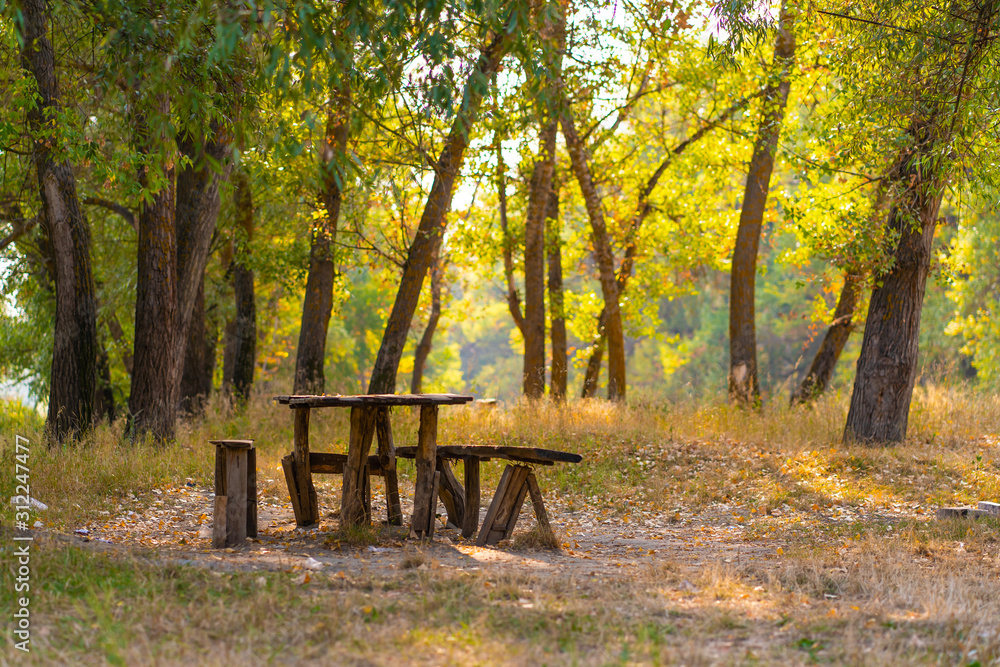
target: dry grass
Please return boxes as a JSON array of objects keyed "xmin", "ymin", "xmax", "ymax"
[{"xmin": 2, "ymin": 385, "xmax": 1000, "ymax": 664}]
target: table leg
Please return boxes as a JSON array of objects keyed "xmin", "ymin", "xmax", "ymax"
[
  {"xmin": 375, "ymin": 407, "xmax": 402, "ymax": 526},
  {"xmin": 342, "ymin": 406, "xmax": 377, "ymax": 527},
  {"xmin": 411, "ymin": 404, "xmax": 438, "ymax": 536},
  {"xmin": 293, "ymin": 407, "xmax": 318, "ymax": 526},
  {"xmin": 462, "ymin": 456, "xmax": 480, "ymax": 539}
]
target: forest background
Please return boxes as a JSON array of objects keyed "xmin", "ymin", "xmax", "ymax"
[{"xmin": 2, "ymin": 0, "xmax": 999, "ymax": 443}]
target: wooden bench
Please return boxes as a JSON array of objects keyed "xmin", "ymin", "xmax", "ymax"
[{"xmin": 395, "ymin": 445, "xmax": 582, "ymax": 546}]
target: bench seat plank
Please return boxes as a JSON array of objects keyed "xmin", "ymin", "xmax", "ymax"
[
  {"xmin": 274, "ymin": 393, "xmax": 474, "ymax": 408},
  {"xmin": 396, "ymin": 445, "xmax": 582, "ymax": 466}
]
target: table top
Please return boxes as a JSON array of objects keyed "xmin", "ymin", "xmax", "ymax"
[{"xmin": 273, "ymin": 393, "xmax": 475, "ymax": 408}]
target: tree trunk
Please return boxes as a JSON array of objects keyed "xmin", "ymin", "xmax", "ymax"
[
  {"xmin": 19, "ymin": 0, "xmax": 99, "ymax": 441},
  {"xmin": 226, "ymin": 169, "xmax": 257, "ymax": 403},
  {"xmin": 546, "ymin": 184, "xmax": 567, "ymax": 402},
  {"xmin": 411, "ymin": 251, "xmax": 443, "ymax": 394},
  {"xmin": 294, "ymin": 85, "xmax": 350, "ymax": 394},
  {"xmin": 843, "ymin": 0, "xmax": 994, "ymax": 443},
  {"xmin": 128, "ymin": 105, "xmax": 178, "ymax": 441},
  {"xmin": 790, "ymin": 270, "xmax": 862, "ymax": 406},
  {"xmin": 844, "ymin": 123, "xmax": 944, "ymax": 443},
  {"xmin": 172, "ymin": 129, "xmax": 230, "ymax": 398},
  {"xmin": 522, "ymin": 122, "xmax": 556, "ymax": 398},
  {"xmin": 179, "ymin": 277, "xmax": 213, "ymax": 414},
  {"xmin": 728, "ymin": 1, "xmax": 796, "ymax": 407},
  {"xmin": 367, "ymin": 25, "xmax": 517, "ymax": 394},
  {"xmin": 560, "ymin": 111, "xmax": 627, "ymax": 401}
]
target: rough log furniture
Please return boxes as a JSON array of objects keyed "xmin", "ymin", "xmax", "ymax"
[
  {"xmin": 208, "ymin": 439, "xmax": 258, "ymax": 548},
  {"xmin": 273, "ymin": 393, "xmax": 474, "ymax": 536},
  {"xmin": 395, "ymin": 445, "xmax": 583, "ymax": 546}
]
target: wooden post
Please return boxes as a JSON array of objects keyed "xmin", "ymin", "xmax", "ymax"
[
  {"xmin": 246, "ymin": 447, "xmax": 258, "ymax": 538},
  {"xmin": 462, "ymin": 456, "xmax": 480, "ymax": 539},
  {"xmin": 225, "ymin": 447, "xmax": 248, "ymax": 547},
  {"xmin": 341, "ymin": 406, "xmax": 377, "ymax": 527},
  {"xmin": 411, "ymin": 405, "xmax": 438, "ymax": 537},
  {"xmin": 293, "ymin": 407, "xmax": 317, "ymax": 526},
  {"xmin": 375, "ymin": 407, "xmax": 403, "ymax": 526},
  {"xmin": 212, "ymin": 496, "xmax": 228, "ymax": 549},
  {"xmin": 436, "ymin": 458, "xmax": 465, "ymax": 528}
]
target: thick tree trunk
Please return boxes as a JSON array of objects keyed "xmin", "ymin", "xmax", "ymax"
[
  {"xmin": 128, "ymin": 109, "xmax": 178, "ymax": 440},
  {"xmin": 19, "ymin": 0, "xmax": 99, "ymax": 441},
  {"xmin": 368, "ymin": 26, "xmax": 516, "ymax": 394},
  {"xmin": 790, "ymin": 271, "xmax": 862, "ymax": 406},
  {"xmin": 294, "ymin": 90, "xmax": 350, "ymax": 394},
  {"xmin": 844, "ymin": 124, "xmax": 944, "ymax": 443},
  {"xmin": 560, "ymin": 111, "xmax": 627, "ymax": 401},
  {"xmin": 546, "ymin": 185, "xmax": 567, "ymax": 402},
  {"xmin": 411, "ymin": 251, "xmax": 442, "ymax": 394},
  {"xmin": 226, "ymin": 169, "xmax": 257, "ymax": 402},
  {"xmin": 179, "ymin": 278, "xmax": 213, "ymax": 414},
  {"xmin": 728, "ymin": 1, "xmax": 796, "ymax": 407}
]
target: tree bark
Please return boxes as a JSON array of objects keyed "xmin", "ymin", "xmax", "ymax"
[
  {"xmin": 546, "ymin": 184, "xmax": 567, "ymax": 402},
  {"xmin": 179, "ymin": 277, "xmax": 214, "ymax": 414},
  {"xmin": 728, "ymin": 1, "xmax": 796, "ymax": 407},
  {"xmin": 19, "ymin": 0, "xmax": 99, "ymax": 441},
  {"xmin": 294, "ymin": 81, "xmax": 350, "ymax": 394},
  {"xmin": 128, "ymin": 102, "xmax": 178, "ymax": 441},
  {"xmin": 411, "ymin": 250, "xmax": 443, "ymax": 394},
  {"xmin": 225, "ymin": 169, "xmax": 257, "ymax": 403},
  {"xmin": 560, "ymin": 111, "xmax": 627, "ymax": 401},
  {"xmin": 367, "ymin": 23, "xmax": 517, "ymax": 394},
  {"xmin": 790, "ymin": 270, "xmax": 862, "ymax": 406}
]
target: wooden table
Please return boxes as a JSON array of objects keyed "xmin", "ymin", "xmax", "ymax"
[{"xmin": 273, "ymin": 393, "xmax": 474, "ymax": 535}]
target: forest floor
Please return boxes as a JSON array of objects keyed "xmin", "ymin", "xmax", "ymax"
[{"xmin": 4, "ymin": 388, "xmax": 1000, "ymax": 665}]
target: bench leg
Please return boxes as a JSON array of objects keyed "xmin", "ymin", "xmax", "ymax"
[
  {"xmin": 462, "ymin": 457, "xmax": 480, "ymax": 539},
  {"xmin": 436, "ymin": 458, "xmax": 465, "ymax": 528},
  {"xmin": 282, "ymin": 454, "xmax": 305, "ymax": 525},
  {"xmin": 476, "ymin": 465, "xmax": 531, "ymax": 546},
  {"xmin": 376, "ymin": 408, "xmax": 403, "ymax": 526},
  {"xmin": 525, "ymin": 472, "xmax": 552, "ymax": 536}
]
